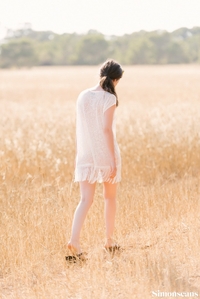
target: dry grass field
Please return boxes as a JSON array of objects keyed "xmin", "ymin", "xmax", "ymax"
[{"xmin": 0, "ymin": 65, "xmax": 200, "ymax": 298}]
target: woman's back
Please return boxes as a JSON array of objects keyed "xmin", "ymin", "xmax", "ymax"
[{"xmin": 75, "ymin": 89, "xmax": 121, "ymax": 183}]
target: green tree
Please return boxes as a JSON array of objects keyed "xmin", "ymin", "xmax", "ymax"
[
  {"xmin": 0, "ymin": 38, "xmax": 37, "ymax": 68},
  {"xmin": 75, "ymin": 33, "xmax": 109, "ymax": 65},
  {"xmin": 53, "ymin": 33, "xmax": 81, "ymax": 65},
  {"xmin": 1, "ymin": 27, "xmax": 200, "ymax": 67},
  {"xmin": 127, "ymin": 37, "xmax": 156, "ymax": 64},
  {"xmin": 167, "ymin": 42, "xmax": 188, "ymax": 63}
]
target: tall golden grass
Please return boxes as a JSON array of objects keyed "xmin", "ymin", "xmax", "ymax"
[{"xmin": 0, "ymin": 65, "xmax": 200, "ymax": 298}]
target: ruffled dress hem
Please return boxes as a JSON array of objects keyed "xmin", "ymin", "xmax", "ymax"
[{"xmin": 74, "ymin": 165, "xmax": 121, "ymax": 184}]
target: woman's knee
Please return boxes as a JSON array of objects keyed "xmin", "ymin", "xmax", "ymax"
[
  {"xmin": 104, "ymin": 195, "xmax": 116, "ymax": 202},
  {"xmin": 103, "ymin": 182, "xmax": 118, "ymax": 200},
  {"xmin": 103, "ymin": 189, "xmax": 116, "ymax": 201},
  {"xmin": 79, "ymin": 181, "xmax": 96, "ymax": 206},
  {"xmin": 80, "ymin": 195, "xmax": 93, "ymax": 206}
]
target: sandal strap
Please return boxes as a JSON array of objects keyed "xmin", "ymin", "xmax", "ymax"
[
  {"xmin": 65, "ymin": 252, "xmax": 87, "ymax": 262},
  {"xmin": 105, "ymin": 244, "xmax": 121, "ymax": 251}
]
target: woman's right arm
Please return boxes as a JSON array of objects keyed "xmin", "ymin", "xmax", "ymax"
[{"xmin": 103, "ymin": 105, "xmax": 117, "ymax": 178}]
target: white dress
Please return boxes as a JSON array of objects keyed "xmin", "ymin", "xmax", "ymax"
[{"xmin": 74, "ymin": 89, "xmax": 121, "ymax": 184}]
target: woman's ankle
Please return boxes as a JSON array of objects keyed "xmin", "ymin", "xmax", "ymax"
[
  {"xmin": 67, "ymin": 240, "xmax": 81, "ymax": 254},
  {"xmin": 105, "ymin": 237, "xmax": 114, "ymax": 247}
]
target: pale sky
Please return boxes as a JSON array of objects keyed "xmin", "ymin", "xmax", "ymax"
[{"xmin": 0, "ymin": 0, "xmax": 200, "ymax": 39}]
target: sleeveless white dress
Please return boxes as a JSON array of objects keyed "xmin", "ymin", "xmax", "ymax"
[{"xmin": 74, "ymin": 89, "xmax": 121, "ymax": 184}]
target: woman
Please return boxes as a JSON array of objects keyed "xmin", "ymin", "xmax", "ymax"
[{"xmin": 66, "ymin": 59, "xmax": 123, "ymax": 261}]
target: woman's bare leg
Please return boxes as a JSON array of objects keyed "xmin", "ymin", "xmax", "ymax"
[
  {"xmin": 103, "ymin": 182, "xmax": 118, "ymax": 247},
  {"xmin": 68, "ymin": 181, "xmax": 96, "ymax": 254}
]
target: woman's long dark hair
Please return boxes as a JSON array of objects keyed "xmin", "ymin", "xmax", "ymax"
[{"xmin": 99, "ymin": 59, "xmax": 123, "ymax": 107}]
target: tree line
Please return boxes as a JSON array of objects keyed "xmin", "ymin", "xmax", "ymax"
[{"xmin": 0, "ymin": 27, "xmax": 200, "ymax": 67}]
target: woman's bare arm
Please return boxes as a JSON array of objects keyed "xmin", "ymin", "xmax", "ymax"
[{"xmin": 103, "ymin": 105, "xmax": 117, "ymax": 178}]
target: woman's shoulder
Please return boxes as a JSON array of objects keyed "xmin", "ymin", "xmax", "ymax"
[
  {"xmin": 77, "ymin": 88, "xmax": 116, "ymax": 102},
  {"xmin": 107, "ymin": 92, "xmax": 116, "ymax": 99},
  {"xmin": 104, "ymin": 92, "xmax": 116, "ymax": 104},
  {"xmin": 78, "ymin": 88, "xmax": 91, "ymax": 99}
]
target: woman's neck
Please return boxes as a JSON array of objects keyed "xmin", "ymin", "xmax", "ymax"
[{"xmin": 89, "ymin": 83, "xmax": 104, "ymax": 91}]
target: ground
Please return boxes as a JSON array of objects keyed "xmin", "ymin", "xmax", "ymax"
[{"xmin": 0, "ymin": 65, "xmax": 200, "ymax": 298}]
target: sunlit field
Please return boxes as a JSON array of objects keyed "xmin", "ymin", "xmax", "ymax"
[{"xmin": 1, "ymin": 65, "xmax": 200, "ymax": 298}]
